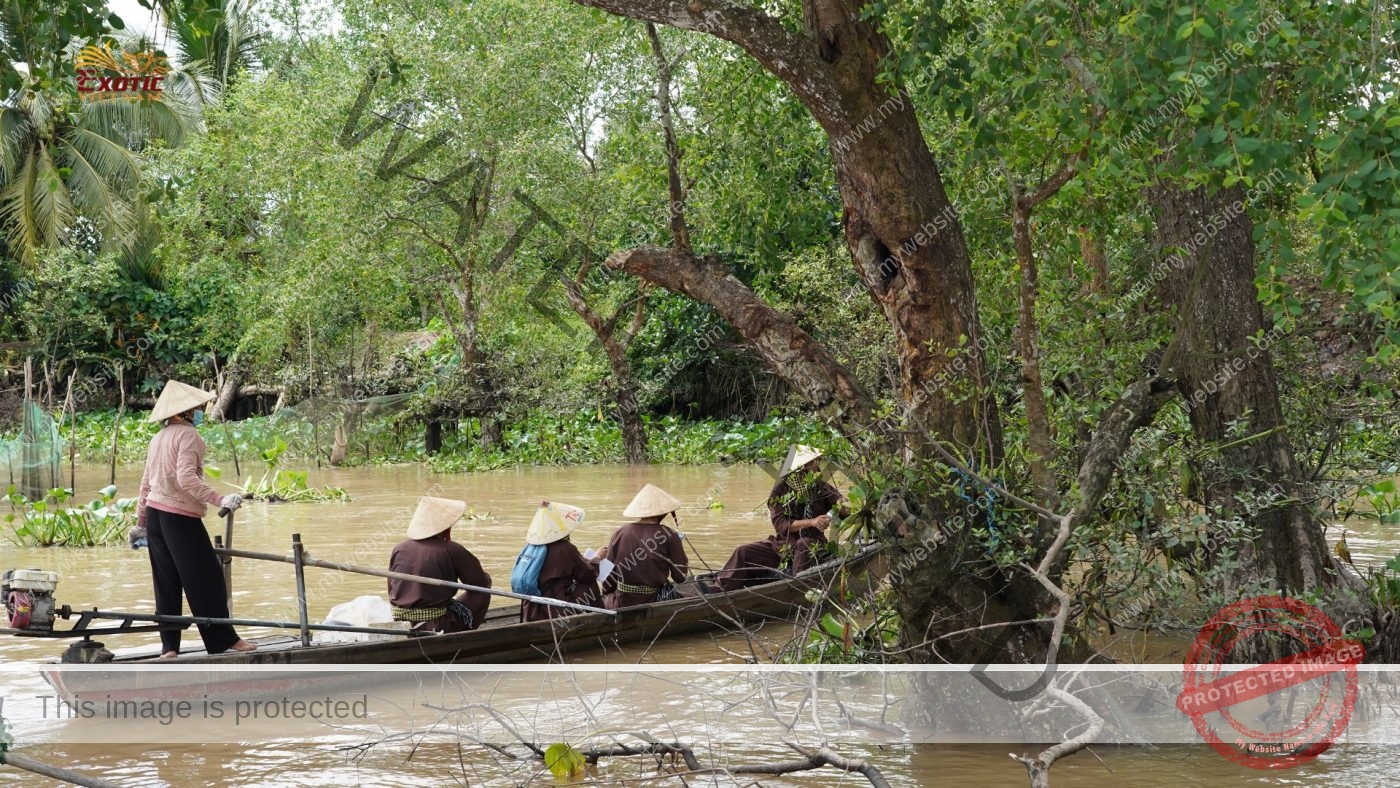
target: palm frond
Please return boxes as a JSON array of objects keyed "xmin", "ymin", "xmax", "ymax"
[
  {"xmin": 59, "ymin": 128, "xmax": 140, "ymax": 247},
  {"xmin": 0, "ymin": 106, "xmax": 36, "ymax": 179},
  {"xmin": 0, "ymin": 144, "xmax": 75, "ymax": 263},
  {"xmin": 161, "ymin": 0, "xmax": 264, "ymax": 93},
  {"xmin": 118, "ymin": 208, "xmax": 166, "ymax": 287},
  {"xmin": 163, "ymin": 59, "xmax": 222, "ymax": 111},
  {"xmin": 78, "ymin": 92, "xmax": 198, "ymax": 150},
  {"xmin": 33, "ymin": 145, "xmax": 74, "ymax": 249}
]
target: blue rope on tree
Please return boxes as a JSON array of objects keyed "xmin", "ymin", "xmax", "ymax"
[{"xmin": 951, "ymin": 467, "xmax": 1002, "ymax": 551}]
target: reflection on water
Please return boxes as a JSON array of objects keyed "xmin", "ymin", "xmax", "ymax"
[
  {"xmin": 7, "ymin": 741, "xmax": 1395, "ymax": 786},
  {"xmin": 3, "ymin": 463, "xmax": 1398, "ymax": 786}
]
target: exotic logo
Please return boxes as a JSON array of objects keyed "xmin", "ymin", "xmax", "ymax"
[{"xmin": 74, "ymin": 43, "xmax": 169, "ymax": 102}]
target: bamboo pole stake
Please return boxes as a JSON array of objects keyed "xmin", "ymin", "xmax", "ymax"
[
  {"xmin": 223, "ymin": 509, "xmax": 235, "ymax": 614},
  {"xmin": 210, "ymin": 354, "xmax": 241, "ymax": 476},
  {"xmin": 292, "ymin": 533, "xmax": 311, "ymax": 647},
  {"xmin": 108, "ymin": 364, "xmax": 124, "ymax": 486}
]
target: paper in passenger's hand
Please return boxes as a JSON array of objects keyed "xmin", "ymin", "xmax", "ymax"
[
  {"xmin": 597, "ymin": 558, "xmax": 615, "ymax": 583},
  {"xmin": 583, "ymin": 547, "xmax": 598, "ymax": 560}
]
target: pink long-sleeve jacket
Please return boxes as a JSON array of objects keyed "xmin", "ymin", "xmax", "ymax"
[{"xmin": 137, "ymin": 422, "xmax": 223, "ymax": 525}]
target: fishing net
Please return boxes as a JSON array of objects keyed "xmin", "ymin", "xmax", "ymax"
[
  {"xmin": 247, "ymin": 384, "xmax": 434, "ymax": 461},
  {"xmin": 269, "ymin": 388, "xmax": 424, "ymax": 425},
  {"xmin": 0, "ymin": 401, "xmax": 63, "ymax": 500}
]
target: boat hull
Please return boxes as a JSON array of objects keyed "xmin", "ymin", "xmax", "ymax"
[{"xmin": 40, "ymin": 543, "xmax": 883, "ymax": 705}]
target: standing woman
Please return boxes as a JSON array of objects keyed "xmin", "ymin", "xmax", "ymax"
[{"xmin": 136, "ymin": 380, "xmax": 254, "ymax": 658}]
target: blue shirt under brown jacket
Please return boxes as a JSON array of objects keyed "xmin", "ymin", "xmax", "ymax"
[{"xmin": 520, "ymin": 537, "xmax": 602, "ymax": 622}]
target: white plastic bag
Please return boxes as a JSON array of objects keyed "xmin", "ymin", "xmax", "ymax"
[{"xmin": 316, "ymin": 595, "xmax": 404, "ymax": 643}]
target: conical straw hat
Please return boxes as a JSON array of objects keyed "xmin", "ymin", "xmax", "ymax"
[
  {"xmin": 406, "ymin": 496, "xmax": 467, "ymax": 540},
  {"xmin": 622, "ymin": 484, "xmax": 683, "ymax": 519},
  {"xmin": 779, "ymin": 445, "xmax": 823, "ymax": 477},
  {"xmin": 148, "ymin": 380, "xmax": 216, "ymax": 423},
  {"xmin": 525, "ymin": 501, "xmax": 586, "ymax": 545}
]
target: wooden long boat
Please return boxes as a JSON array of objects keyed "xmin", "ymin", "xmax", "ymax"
[{"xmin": 39, "ymin": 543, "xmax": 883, "ymax": 704}]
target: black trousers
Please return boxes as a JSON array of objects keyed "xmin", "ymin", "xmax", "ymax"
[{"xmin": 145, "ymin": 506, "xmax": 240, "ymax": 654}]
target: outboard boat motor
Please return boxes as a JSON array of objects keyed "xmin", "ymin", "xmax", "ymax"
[{"xmin": 3, "ymin": 568, "xmax": 60, "ymax": 631}]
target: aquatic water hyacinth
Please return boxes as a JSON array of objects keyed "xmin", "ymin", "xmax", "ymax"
[
  {"xmin": 2, "ymin": 484, "xmax": 137, "ymax": 547},
  {"xmin": 224, "ymin": 438, "xmax": 350, "ymax": 503}
]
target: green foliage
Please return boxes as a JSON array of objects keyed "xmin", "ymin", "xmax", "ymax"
[
  {"xmin": 1349, "ymin": 479, "xmax": 1400, "ymax": 525},
  {"xmin": 3, "ymin": 483, "xmax": 135, "ymax": 547},
  {"xmin": 426, "ymin": 412, "xmax": 842, "ymax": 473},
  {"xmin": 15, "ymin": 248, "xmax": 212, "ymax": 391},
  {"xmin": 0, "ymin": 0, "xmax": 121, "ymax": 95},
  {"xmin": 1365, "ymin": 553, "xmax": 1400, "ymax": 609},
  {"xmin": 783, "ymin": 573, "xmax": 900, "ymax": 664},
  {"xmin": 542, "ymin": 742, "xmax": 586, "ymax": 780},
  {"xmin": 0, "ymin": 699, "xmax": 10, "ymax": 757},
  {"xmin": 235, "ymin": 437, "xmax": 349, "ymax": 503}
]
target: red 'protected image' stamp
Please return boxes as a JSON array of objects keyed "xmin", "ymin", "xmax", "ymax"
[{"xmin": 1176, "ymin": 595, "xmax": 1363, "ymax": 769}]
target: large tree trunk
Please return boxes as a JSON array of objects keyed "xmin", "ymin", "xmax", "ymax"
[
  {"xmin": 571, "ymin": 0, "xmax": 999, "ymax": 456},
  {"xmin": 577, "ymin": 0, "xmax": 1003, "ymax": 659},
  {"xmin": 563, "ymin": 280, "xmax": 650, "ymax": 463},
  {"xmin": 1150, "ymin": 183, "xmax": 1336, "ymax": 592},
  {"xmin": 606, "ymin": 248, "xmax": 875, "ymax": 422},
  {"xmin": 210, "ymin": 362, "xmax": 241, "ymax": 422}
]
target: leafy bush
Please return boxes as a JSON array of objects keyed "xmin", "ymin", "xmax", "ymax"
[
  {"xmin": 1367, "ymin": 553, "xmax": 1400, "ymax": 610},
  {"xmin": 424, "ymin": 411, "xmax": 845, "ymax": 473}
]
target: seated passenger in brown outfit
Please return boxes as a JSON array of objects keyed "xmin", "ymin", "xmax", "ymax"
[
  {"xmin": 717, "ymin": 446, "xmax": 843, "ymax": 592},
  {"xmin": 601, "ymin": 484, "xmax": 688, "ymax": 609},
  {"xmin": 388, "ymin": 496, "xmax": 492, "ymax": 633},
  {"xmin": 519, "ymin": 501, "xmax": 603, "ymax": 622}
]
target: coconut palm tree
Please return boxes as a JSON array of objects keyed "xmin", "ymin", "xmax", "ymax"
[
  {"xmin": 157, "ymin": 0, "xmax": 264, "ymax": 108},
  {"xmin": 0, "ymin": 19, "xmax": 201, "ymax": 265}
]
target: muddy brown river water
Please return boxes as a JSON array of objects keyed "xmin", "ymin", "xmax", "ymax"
[{"xmin": 3, "ymin": 463, "xmax": 1398, "ymax": 786}]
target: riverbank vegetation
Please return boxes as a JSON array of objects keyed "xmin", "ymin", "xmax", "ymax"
[{"xmin": 2, "ymin": 0, "xmax": 1399, "ymax": 686}]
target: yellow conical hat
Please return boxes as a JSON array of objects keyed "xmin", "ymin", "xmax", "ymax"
[
  {"xmin": 406, "ymin": 496, "xmax": 467, "ymax": 540},
  {"xmin": 779, "ymin": 445, "xmax": 823, "ymax": 477},
  {"xmin": 622, "ymin": 484, "xmax": 683, "ymax": 519},
  {"xmin": 525, "ymin": 501, "xmax": 586, "ymax": 545},
  {"xmin": 148, "ymin": 380, "xmax": 216, "ymax": 423}
]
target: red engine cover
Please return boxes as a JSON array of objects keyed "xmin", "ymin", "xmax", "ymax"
[{"xmin": 7, "ymin": 590, "xmax": 32, "ymax": 630}]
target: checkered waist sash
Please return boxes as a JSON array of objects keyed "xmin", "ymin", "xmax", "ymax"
[
  {"xmin": 615, "ymin": 581, "xmax": 658, "ymax": 595},
  {"xmin": 392, "ymin": 605, "xmax": 448, "ymax": 622}
]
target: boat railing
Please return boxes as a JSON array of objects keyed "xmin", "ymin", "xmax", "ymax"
[{"xmin": 211, "ymin": 529, "xmax": 617, "ymax": 648}]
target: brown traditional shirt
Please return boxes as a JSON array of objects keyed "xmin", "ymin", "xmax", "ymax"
[
  {"xmin": 388, "ymin": 537, "xmax": 491, "ymax": 610},
  {"xmin": 768, "ymin": 478, "xmax": 842, "ymax": 541},
  {"xmin": 602, "ymin": 521, "xmax": 687, "ymax": 594}
]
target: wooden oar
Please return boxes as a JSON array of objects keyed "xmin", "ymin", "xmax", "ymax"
[{"xmin": 214, "ymin": 545, "xmax": 616, "ymax": 616}]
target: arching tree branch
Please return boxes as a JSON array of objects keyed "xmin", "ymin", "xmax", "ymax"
[
  {"xmin": 606, "ymin": 245, "xmax": 875, "ymax": 423},
  {"xmin": 568, "ymin": 0, "xmax": 847, "ymax": 128}
]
